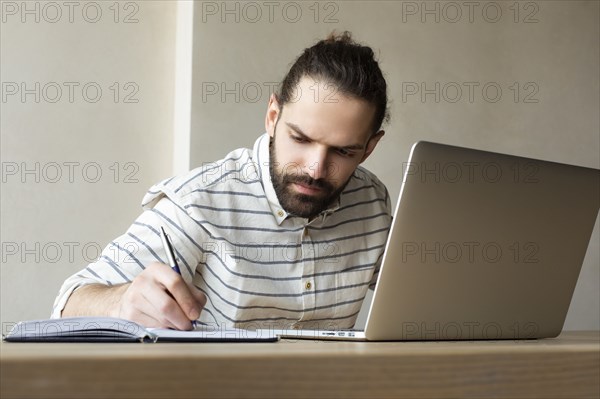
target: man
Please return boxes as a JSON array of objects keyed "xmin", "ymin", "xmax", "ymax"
[{"xmin": 54, "ymin": 31, "xmax": 392, "ymax": 331}]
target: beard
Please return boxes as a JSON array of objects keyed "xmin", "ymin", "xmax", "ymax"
[{"xmin": 269, "ymin": 133, "xmax": 347, "ymax": 220}]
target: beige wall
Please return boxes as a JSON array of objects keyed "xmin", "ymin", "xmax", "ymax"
[
  {"xmin": 189, "ymin": 0, "xmax": 599, "ymax": 330},
  {"xmin": 1, "ymin": 2, "xmax": 177, "ymax": 328},
  {"xmin": 1, "ymin": 1, "xmax": 598, "ymax": 331}
]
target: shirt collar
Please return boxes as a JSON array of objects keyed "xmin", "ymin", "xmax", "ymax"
[
  {"xmin": 253, "ymin": 133, "xmax": 341, "ymax": 226},
  {"xmin": 254, "ymin": 133, "xmax": 287, "ymax": 225}
]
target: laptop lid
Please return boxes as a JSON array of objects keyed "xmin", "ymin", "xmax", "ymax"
[{"xmin": 364, "ymin": 141, "xmax": 599, "ymax": 340}]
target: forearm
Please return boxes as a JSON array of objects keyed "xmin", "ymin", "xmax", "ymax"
[{"xmin": 61, "ymin": 283, "xmax": 129, "ymax": 318}]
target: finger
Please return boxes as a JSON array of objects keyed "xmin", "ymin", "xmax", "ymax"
[
  {"xmin": 155, "ymin": 266, "xmax": 202, "ymax": 320},
  {"xmin": 119, "ymin": 291, "xmax": 177, "ymax": 330},
  {"xmin": 142, "ymin": 284, "xmax": 194, "ymax": 330},
  {"xmin": 138, "ymin": 263, "xmax": 198, "ymax": 328},
  {"xmin": 131, "ymin": 310, "xmax": 169, "ymax": 330},
  {"xmin": 190, "ymin": 286, "xmax": 208, "ymax": 310},
  {"xmin": 123, "ymin": 269, "xmax": 179, "ymax": 329},
  {"xmin": 133, "ymin": 290, "xmax": 179, "ymax": 330}
]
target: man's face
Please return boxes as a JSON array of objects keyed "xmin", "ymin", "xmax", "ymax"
[{"xmin": 265, "ymin": 76, "xmax": 384, "ymax": 219}]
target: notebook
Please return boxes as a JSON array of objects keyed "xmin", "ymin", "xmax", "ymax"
[
  {"xmin": 3, "ymin": 317, "xmax": 279, "ymax": 342},
  {"xmin": 277, "ymin": 141, "xmax": 600, "ymax": 341}
]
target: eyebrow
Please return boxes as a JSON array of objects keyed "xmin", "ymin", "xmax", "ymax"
[{"xmin": 285, "ymin": 122, "xmax": 365, "ymax": 151}]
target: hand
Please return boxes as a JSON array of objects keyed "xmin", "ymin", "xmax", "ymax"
[{"xmin": 114, "ymin": 262, "xmax": 207, "ymax": 330}]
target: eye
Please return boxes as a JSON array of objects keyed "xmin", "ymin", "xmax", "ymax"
[
  {"xmin": 291, "ymin": 135, "xmax": 307, "ymax": 143},
  {"xmin": 336, "ymin": 148, "xmax": 354, "ymax": 157}
]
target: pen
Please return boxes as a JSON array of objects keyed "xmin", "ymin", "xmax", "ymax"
[
  {"xmin": 160, "ymin": 226, "xmax": 198, "ymax": 327},
  {"xmin": 160, "ymin": 226, "xmax": 181, "ymax": 274}
]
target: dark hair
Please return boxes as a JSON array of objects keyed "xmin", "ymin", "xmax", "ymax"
[{"xmin": 277, "ymin": 31, "xmax": 390, "ymax": 135}]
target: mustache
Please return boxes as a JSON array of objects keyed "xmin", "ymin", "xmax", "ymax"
[{"xmin": 282, "ymin": 173, "xmax": 334, "ymax": 192}]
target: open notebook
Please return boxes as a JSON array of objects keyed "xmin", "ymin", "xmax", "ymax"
[{"xmin": 3, "ymin": 317, "xmax": 279, "ymax": 343}]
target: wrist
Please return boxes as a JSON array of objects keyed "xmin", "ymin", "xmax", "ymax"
[{"xmin": 108, "ymin": 284, "xmax": 129, "ymax": 319}]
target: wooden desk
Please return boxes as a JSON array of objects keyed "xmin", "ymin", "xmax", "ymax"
[{"xmin": 1, "ymin": 331, "xmax": 598, "ymax": 398}]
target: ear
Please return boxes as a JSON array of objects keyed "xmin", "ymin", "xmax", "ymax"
[
  {"xmin": 265, "ymin": 93, "xmax": 281, "ymax": 138},
  {"xmin": 360, "ymin": 130, "xmax": 385, "ymax": 163}
]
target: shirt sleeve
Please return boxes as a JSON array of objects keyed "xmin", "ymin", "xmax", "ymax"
[{"xmin": 50, "ymin": 193, "xmax": 203, "ymax": 319}]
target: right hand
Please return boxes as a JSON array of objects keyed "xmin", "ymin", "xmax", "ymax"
[{"xmin": 114, "ymin": 262, "xmax": 207, "ymax": 330}]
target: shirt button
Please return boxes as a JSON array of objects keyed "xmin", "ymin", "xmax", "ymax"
[
  {"xmin": 305, "ymin": 281, "xmax": 312, "ymax": 290},
  {"xmin": 277, "ymin": 210, "xmax": 284, "ymax": 217}
]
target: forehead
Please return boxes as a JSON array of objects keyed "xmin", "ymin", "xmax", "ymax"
[{"xmin": 280, "ymin": 76, "xmax": 375, "ymax": 145}]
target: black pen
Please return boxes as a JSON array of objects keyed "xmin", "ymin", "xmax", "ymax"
[
  {"xmin": 160, "ymin": 226, "xmax": 181, "ymax": 274},
  {"xmin": 160, "ymin": 226, "xmax": 198, "ymax": 327}
]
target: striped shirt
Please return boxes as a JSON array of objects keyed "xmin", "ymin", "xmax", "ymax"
[{"xmin": 52, "ymin": 133, "xmax": 392, "ymax": 330}]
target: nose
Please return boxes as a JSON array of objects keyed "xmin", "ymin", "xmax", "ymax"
[{"xmin": 304, "ymin": 146, "xmax": 329, "ymax": 181}]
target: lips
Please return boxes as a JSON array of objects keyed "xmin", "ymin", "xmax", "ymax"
[{"xmin": 292, "ymin": 182, "xmax": 324, "ymax": 196}]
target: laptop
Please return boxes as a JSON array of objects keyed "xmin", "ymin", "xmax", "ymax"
[{"xmin": 276, "ymin": 141, "xmax": 600, "ymax": 341}]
